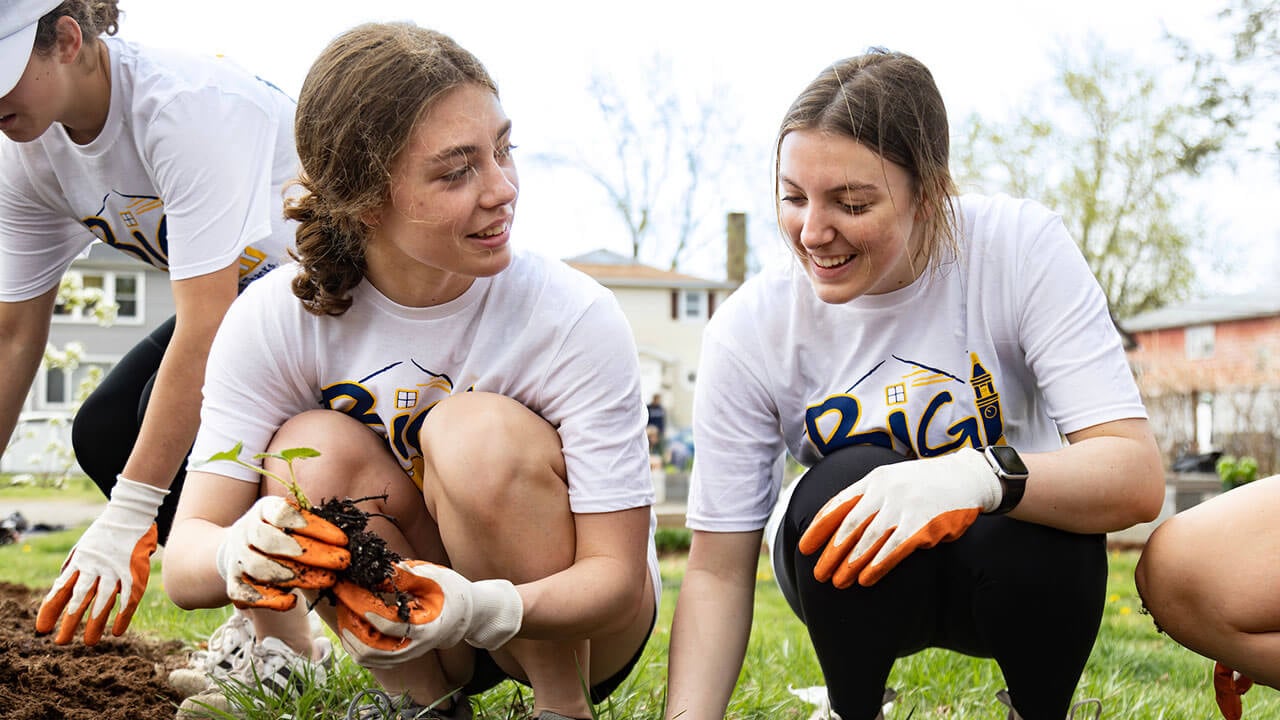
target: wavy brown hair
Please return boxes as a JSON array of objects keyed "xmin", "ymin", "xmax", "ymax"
[
  {"xmin": 285, "ymin": 22, "xmax": 497, "ymax": 316},
  {"xmin": 775, "ymin": 48, "xmax": 959, "ymax": 272},
  {"xmin": 32, "ymin": 0, "xmax": 119, "ymax": 58}
]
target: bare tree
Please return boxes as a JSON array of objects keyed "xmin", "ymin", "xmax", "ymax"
[{"xmin": 543, "ymin": 55, "xmax": 746, "ymax": 271}]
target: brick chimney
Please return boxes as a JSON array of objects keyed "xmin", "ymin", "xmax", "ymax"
[{"xmin": 726, "ymin": 212, "xmax": 747, "ymax": 286}]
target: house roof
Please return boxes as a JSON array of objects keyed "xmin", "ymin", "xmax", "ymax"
[
  {"xmin": 565, "ymin": 249, "xmax": 737, "ymax": 290},
  {"xmin": 1121, "ymin": 288, "xmax": 1280, "ymax": 332}
]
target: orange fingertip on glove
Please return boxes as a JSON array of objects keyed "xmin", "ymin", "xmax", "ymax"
[
  {"xmin": 1214, "ymin": 661, "xmax": 1254, "ymax": 720},
  {"xmin": 284, "ymin": 503, "xmax": 349, "ymax": 547},
  {"xmin": 282, "ymin": 532, "xmax": 352, "ymax": 571}
]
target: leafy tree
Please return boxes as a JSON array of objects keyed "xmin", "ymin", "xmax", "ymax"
[
  {"xmin": 954, "ymin": 39, "xmax": 1224, "ymax": 319},
  {"xmin": 1170, "ymin": 0, "xmax": 1279, "ymax": 172}
]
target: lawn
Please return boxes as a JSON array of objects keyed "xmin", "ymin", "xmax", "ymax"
[{"xmin": 0, "ymin": 512, "xmax": 1272, "ymax": 719}]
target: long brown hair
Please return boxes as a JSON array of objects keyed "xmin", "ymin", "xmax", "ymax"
[
  {"xmin": 775, "ymin": 49, "xmax": 959, "ymax": 271},
  {"xmin": 285, "ymin": 22, "xmax": 498, "ymax": 316}
]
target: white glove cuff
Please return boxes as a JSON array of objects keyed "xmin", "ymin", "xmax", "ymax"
[
  {"xmin": 105, "ymin": 475, "xmax": 169, "ymax": 522},
  {"xmin": 465, "ymin": 579, "xmax": 523, "ymax": 650},
  {"xmin": 957, "ymin": 448, "xmax": 1003, "ymax": 513}
]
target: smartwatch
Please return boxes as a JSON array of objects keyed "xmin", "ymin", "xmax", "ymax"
[{"xmin": 983, "ymin": 445, "xmax": 1028, "ymax": 515}]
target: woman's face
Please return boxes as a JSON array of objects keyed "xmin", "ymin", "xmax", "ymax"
[
  {"xmin": 0, "ymin": 49, "xmax": 65, "ymax": 143},
  {"xmin": 365, "ymin": 83, "xmax": 519, "ymax": 307},
  {"xmin": 777, "ymin": 129, "xmax": 925, "ymax": 304}
]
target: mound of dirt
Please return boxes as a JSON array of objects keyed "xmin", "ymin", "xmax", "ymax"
[{"xmin": 0, "ymin": 582, "xmax": 188, "ymax": 720}]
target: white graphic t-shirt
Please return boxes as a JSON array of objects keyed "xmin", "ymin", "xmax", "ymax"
[
  {"xmin": 687, "ymin": 193, "xmax": 1148, "ymax": 533},
  {"xmin": 0, "ymin": 38, "xmax": 298, "ymax": 300}
]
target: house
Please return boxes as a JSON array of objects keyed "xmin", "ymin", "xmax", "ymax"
[
  {"xmin": 565, "ymin": 248, "xmax": 741, "ymax": 434},
  {"xmin": 4, "ymin": 242, "xmax": 172, "ymax": 475},
  {"xmin": 1122, "ymin": 288, "xmax": 1280, "ymax": 474},
  {"xmin": 7, "ymin": 214, "xmax": 754, "ymax": 475}
]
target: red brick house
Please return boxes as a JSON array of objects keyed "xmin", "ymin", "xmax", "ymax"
[{"xmin": 1122, "ymin": 289, "xmax": 1280, "ymax": 474}]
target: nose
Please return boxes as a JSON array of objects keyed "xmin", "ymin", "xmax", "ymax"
[
  {"xmin": 479, "ymin": 158, "xmax": 518, "ymax": 209},
  {"xmin": 797, "ymin": 205, "xmax": 832, "ymax": 249}
]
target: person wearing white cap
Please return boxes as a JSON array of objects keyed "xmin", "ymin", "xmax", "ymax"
[{"xmin": 0, "ymin": 0, "xmax": 325, "ymax": 710}]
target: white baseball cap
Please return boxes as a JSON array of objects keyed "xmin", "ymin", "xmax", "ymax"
[{"xmin": 0, "ymin": 0, "xmax": 65, "ymax": 97}]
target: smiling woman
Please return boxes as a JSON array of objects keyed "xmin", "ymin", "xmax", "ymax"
[
  {"xmin": 161, "ymin": 21, "xmax": 659, "ymax": 720},
  {"xmin": 665, "ymin": 48, "xmax": 1166, "ymax": 720}
]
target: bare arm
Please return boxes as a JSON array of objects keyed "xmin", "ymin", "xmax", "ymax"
[
  {"xmin": 161, "ymin": 468, "xmax": 260, "ymax": 609},
  {"xmin": 514, "ymin": 506, "xmax": 654, "ymax": 640},
  {"xmin": 119, "ymin": 263, "xmax": 239, "ymax": 491},
  {"xmin": 0, "ymin": 288, "xmax": 58, "ymax": 453},
  {"xmin": 666, "ymin": 529, "xmax": 763, "ymax": 720},
  {"xmin": 1011, "ymin": 417, "xmax": 1165, "ymax": 533}
]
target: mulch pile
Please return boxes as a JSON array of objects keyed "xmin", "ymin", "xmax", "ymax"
[{"xmin": 0, "ymin": 581, "xmax": 188, "ymax": 720}]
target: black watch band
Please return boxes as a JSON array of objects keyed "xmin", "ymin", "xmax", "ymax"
[{"xmin": 983, "ymin": 445, "xmax": 1028, "ymax": 515}]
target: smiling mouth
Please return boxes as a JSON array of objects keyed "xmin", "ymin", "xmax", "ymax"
[
  {"xmin": 812, "ymin": 254, "xmax": 853, "ymax": 269},
  {"xmin": 472, "ymin": 223, "xmax": 507, "ymax": 238}
]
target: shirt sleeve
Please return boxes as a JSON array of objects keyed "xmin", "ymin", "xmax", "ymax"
[
  {"xmin": 190, "ymin": 271, "xmax": 317, "ymax": 481},
  {"xmin": 685, "ymin": 317, "xmax": 788, "ymax": 532},
  {"xmin": 536, "ymin": 292, "xmax": 654, "ymax": 514},
  {"xmin": 142, "ymin": 88, "xmax": 277, "ymax": 282},
  {"xmin": 0, "ymin": 146, "xmax": 93, "ymax": 301},
  {"xmin": 1015, "ymin": 207, "xmax": 1148, "ymax": 434}
]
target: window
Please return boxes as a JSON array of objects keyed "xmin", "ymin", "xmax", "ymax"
[
  {"xmin": 1185, "ymin": 325, "xmax": 1215, "ymax": 360},
  {"xmin": 52, "ymin": 270, "xmax": 144, "ymax": 324},
  {"xmin": 679, "ymin": 290, "xmax": 706, "ymax": 321},
  {"xmin": 41, "ymin": 362, "xmax": 112, "ymax": 409}
]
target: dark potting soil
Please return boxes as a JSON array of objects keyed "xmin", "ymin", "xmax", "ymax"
[{"xmin": 0, "ymin": 581, "xmax": 187, "ymax": 720}]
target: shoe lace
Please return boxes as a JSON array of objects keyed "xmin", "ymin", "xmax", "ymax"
[{"xmin": 188, "ymin": 612, "xmax": 255, "ymax": 676}]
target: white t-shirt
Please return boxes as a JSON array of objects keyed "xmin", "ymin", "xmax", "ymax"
[
  {"xmin": 192, "ymin": 249, "xmax": 660, "ymax": 587},
  {"xmin": 687, "ymin": 193, "xmax": 1148, "ymax": 533},
  {"xmin": 0, "ymin": 38, "xmax": 298, "ymax": 300}
]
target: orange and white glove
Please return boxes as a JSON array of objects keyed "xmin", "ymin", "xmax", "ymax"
[
  {"xmin": 798, "ymin": 447, "xmax": 1002, "ymax": 587},
  {"xmin": 215, "ymin": 496, "xmax": 350, "ymax": 611},
  {"xmin": 36, "ymin": 476, "xmax": 166, "ymax": 645},
  {"xmin": 333, "ymin": 559, "xmax": 523, "ymax": 669},
  {"xmin": 1213, "ymin": 661, "xmax": 1254, "ymax": 720}
]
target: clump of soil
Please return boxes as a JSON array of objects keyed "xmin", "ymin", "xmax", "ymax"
[
  {"xmin": 0, "ymin": 582, "xmax": 187, "ymax": 720},
  {"xmin": 307, "ymin": 495, "xmax": 416, "ymax": 619}
]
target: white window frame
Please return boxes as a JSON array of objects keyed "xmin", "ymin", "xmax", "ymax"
[
  {"xmin": 51, "ymin": 269, "xmax": 146, "ymax": 326},
  {"xmin": 678, "ymin": 289, "xmax": 707, "ymax": 321},
  {"xmin": 1184, "ymin": 324, "xmax": 1215, "ymax": 360},
  {"xmin": 36, "ymin": 355, "xmax": 116, "ymax": 411}
]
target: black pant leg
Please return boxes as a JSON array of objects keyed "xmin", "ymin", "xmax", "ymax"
[
  {"xmin": 71, "ymin": 316, "xmax": 186, "ymax": 543},
  {"xmin": 776, "ymin": 445, "xmax": 1106, "ymax": 720}
]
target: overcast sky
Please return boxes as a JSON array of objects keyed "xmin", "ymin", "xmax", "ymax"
[{"xmin": 116, "ymin": 0, "xmax": 1278, "ymax": 295}]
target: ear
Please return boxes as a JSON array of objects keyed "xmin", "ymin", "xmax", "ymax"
[
  {"xmin": 359, "ymin": 207, "xmax": 381, "ymax": 228},
  {"xmin": 53, "ymin": 15, "xmax": 84, "ymax": 64}
]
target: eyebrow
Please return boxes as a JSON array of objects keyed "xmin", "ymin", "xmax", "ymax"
[
  {"xmin": 429, "ymin": 120, "xmax": 514, "ymax": 165},
  {"xmin": 778, "ymin": 175, "xmax": 879, "ymax": 194}
]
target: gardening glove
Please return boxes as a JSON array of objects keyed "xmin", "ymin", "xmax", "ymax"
[
  {"xmin": 215, "ymin": 495, "xmax": 350, "ymax": 611},
  {"xmin": 798, "ymin": 447, "xmax": 1001, "ymax": 587},
  {"xmin": 334, "ymin": 559, "xmax": 523, "ymax": 669},
  {"xmin": 36, "ymin": 476, "xmax": 167, "ymax": 645},
  {"xmin": 1213, "ymin": 661, "xmax": 1254, "ymax": 720}
]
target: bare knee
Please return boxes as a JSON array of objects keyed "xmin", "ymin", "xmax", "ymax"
[{"xmin": 420, "ymin": 393, "xmax": 565, "ymax": 515}]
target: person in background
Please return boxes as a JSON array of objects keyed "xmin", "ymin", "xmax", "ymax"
[
  {"xmin": 161, "ymin": 22, "xmax": 658, "ymax": 720},
  {"xmin": 664, "ymin": 48, "xmax": 1164, "ymax": 720},
  {"xmin": 1137, "ymin": 474, "xmax": 1280, "ymax": 720},
  {"xmin": 0, "ymin": 0, "xmax": 322, "ymax": 706},
  {"xmin": 646, "ymin": 392, "xmax": 667, "ymax": 453}
]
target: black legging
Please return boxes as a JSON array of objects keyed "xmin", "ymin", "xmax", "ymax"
[
  {"xmin": 774, "ymin": 445, "xmax": 1106, "ymax": 720},
  {"xmin": 71, "ymin": 315, "xmax": 186, "ymax": 544}
]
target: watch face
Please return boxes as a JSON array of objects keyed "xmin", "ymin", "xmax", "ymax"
[{"xmin": 989, "ymin": 445, "xmax": 1029, "ymax": 476}]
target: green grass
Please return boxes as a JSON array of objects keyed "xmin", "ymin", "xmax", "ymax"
[
  {"xmin": 0, "ymin": 473, "xmax": 105, "ymax": 501},
  {"xmin": 2, "ymin": 522, "xmax": 1276, "ymax": 719}
]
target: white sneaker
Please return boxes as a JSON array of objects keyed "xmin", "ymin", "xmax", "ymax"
[
  {"xmin": 174, "ymin": 636, "xmax": 333, "ymax": 718},
  {"xmin": 169, "ymin": 611, "xmax": 257, "ymax": 698},
  {"xmin": 170, "ymin": 610, "xmax": 332, "ymax": 700},
  {"xmin": 996, "ymin": 689, "xmax": 1103, "ymax": 720}
]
